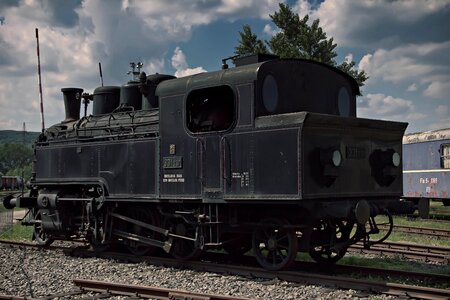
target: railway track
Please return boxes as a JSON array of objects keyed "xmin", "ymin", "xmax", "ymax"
[
  {"xmin": 384, "ymin": 224, "xmax": 450, "ymax": 238},
  {"xmin": 1, "ymin": 239, "xmax": 448, "ymax": 299},
  {"xmin": 349, "ymin": 241, "xmax": 450, "ymax": 264},
  {"xmin": 0, "ymin": 279, "xmax": 250, "ymax": 300},
  {"xmin": 67, "ymin": 248, "xmax": 450, "ymax": 300},
  {"xmin": 408, "ymin": 211, "xmax": 450, "ymax": 221}
]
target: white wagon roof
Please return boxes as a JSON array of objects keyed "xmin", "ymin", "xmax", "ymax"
[{"xmin": 403, "ymin": 128, "xmax": 450, "ymax": 144}]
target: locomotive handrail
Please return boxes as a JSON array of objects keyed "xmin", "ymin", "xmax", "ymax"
[
  {"xmin": 221, "ymin": 136, "xmax": 231, "ymax": 186},
  {"xmin": 74, "ymin": 116, "xmax": 89, "ymax": 137},
  {"xmin": 39, "ymin": 116, "xmax": 160, "ymax": 144},
  {"xmin": 36, "ymin": 130, "xmax": 159, "ymax": 146},
  {"xmin": 196, "ymin": 138, "xmax": 205, "ymax": 185}
]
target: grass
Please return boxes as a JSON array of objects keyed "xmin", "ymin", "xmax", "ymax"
[
  {"xmin": 296, "ymin": 248, "xmax": 450, "ymax": 289},
  {"xmin": 0, "ymin": 221, "xmax": 33, "ymax": 241},
  {"xmin": 393, "ymin": 215, "xmax": 450, "ymax": 230},
  {"xmin": 340, "ymin": 253, "xmax": 450, "ymax": 274},
  {"xmin": 385, "ymin": 215, "xmax": 450, "ymax": 247},
  {"xmin": 362, "ymin": 211, "xmax": 450, "ymax": 247},
  {"xmin": 430, "ymin": 199, "xmax": 450, "ymax": 213},
  {"xmin": 339, "ymin": 254, "xmax": 450, "ymax": 289},
  {"xmin": 387, "ymin": 231, "xmax": 450, "ymax": 247},
  {"xmin": 1, "ymin": 202, "xmax": 32, "ymax": 241},
  {"xmin": 297, "ymin": 250, "xmax": 449, "ymax": 274}
]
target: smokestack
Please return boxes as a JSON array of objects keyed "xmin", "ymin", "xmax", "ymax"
[{"xmin": 61, "ymin": 88, "xmax": 83, "ymax": 122}]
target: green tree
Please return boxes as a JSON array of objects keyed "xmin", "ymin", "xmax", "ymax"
[
  {"xmin": 337, "ymin": 59, "xmax": 368, "ymax": 88},
  {"xmin": 0, "ymin": 143, "xmax": 33, "ymax": 177},
  {"xmin": 234, "ymin": 3, "xmax": 368, "ymax": 87},
  {"xmin": 7, "ymin": 164, "xmax": 32, "ymax": 182},
  {"xmin": 235, "ymin": 24, "xmax": 269, "ymax": 56}
]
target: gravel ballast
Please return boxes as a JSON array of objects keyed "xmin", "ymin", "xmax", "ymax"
[{"xmin": 0, "ymin": 243, "xmax": 395, "ymax": 299}]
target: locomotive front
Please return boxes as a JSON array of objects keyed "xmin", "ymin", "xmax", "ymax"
[{"xmin": 3, "ymin": 56, "xmax": 412, "ymax": 271}]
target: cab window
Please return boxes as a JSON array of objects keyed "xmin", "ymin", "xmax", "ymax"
[{"xmin": 186, "ymin": 86, "xmax": 235, "ymax": 133}]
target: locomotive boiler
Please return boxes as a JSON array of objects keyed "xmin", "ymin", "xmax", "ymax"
[{"xmin": 4, "ymin": 55, "xmax": 412, "ymax": 270}]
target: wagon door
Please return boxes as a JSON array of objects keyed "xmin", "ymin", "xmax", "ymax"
[
  {"xmin": 199, "ymin": 136, "xmax": 222, "ymax": 199},
  {"xmin": 185, "ymin": 85, "xmax": 236, "ymax": 201}
]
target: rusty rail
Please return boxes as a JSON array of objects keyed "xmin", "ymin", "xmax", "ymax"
[
  {"xmin": 381, "ymin": 224, "xmax": 450, "ymax": 238},
  {"xmin": 73, "ymin": 279, "xmax": 251, "ymax": 300},
  {"xmin": 349, "ymin": 241, "xmax": 449, "ymax": 264}
]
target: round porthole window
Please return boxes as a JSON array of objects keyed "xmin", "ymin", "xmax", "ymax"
[
  {"xmin": 338, "ymin": 87, "xmax": 351, "ymax": 117},
  {"xmin": 262, "ymin": 74, "xmax": 278, "ymax": 113}
]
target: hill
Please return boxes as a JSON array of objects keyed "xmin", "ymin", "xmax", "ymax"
[{"xmin": 0, "ymin": 130, "xmax": 40, "ymax": 147}]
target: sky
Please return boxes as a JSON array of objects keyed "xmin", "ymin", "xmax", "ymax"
[{"xmin": 0, "ymin": 0, "xmax": 449, "ymax": 134}]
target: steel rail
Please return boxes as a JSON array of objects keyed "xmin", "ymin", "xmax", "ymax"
[
  {"xmin": 297, "ymin": 261, "xmax": 450, "ymax": 285},
  {"xmin": 356, "ymin": 240, "xmax": 450, "ymax": 255},
  {"xmin": 73, "ymin": 279, "xmax": 252, "ymax": 300},
  {"xmin": 0, "ymin": 295, "xmax": 40, "ymax": 300},
  {"xmin": 0, "ymin": 239, "xmax": 86, "ymax": 251},
  {"xmin": 349, "ymin": 241, "xmax": 449, "ymax": 264},
  {"xmin": 382, "ymin": 224, "xmax": 450, "ymax": 238},
  {"xmin": 140, "ymin": 257, "xmax": 450, "ymax": 300}
]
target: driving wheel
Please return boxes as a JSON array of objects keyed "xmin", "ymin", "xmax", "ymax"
[
  {"xmin": 33, "ymin": 209, "xmax": 54, "ymax": 246},
  {"xmin": 169, "ymin": 218, "xmax": 202, "ymax": 260},
  {"xmin": 252, "ymin": 217, "xmax": 298, "ymax": 271},
  {"xmin": 126, "ymin": 206, "xmax": 160, "ymax": 256},
  {"xmin": 309, "ymin": 220, "xmax": 354, "ymax": 264}
]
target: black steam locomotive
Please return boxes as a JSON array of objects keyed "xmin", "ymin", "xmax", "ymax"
[{"xmin": 4, "ymin": 55, "xmax": 411, "ymax": 270}]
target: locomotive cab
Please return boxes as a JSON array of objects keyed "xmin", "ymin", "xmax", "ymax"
[{"xmin": 255, "ymin": 59, "xmax": 358, "ymax": 118}]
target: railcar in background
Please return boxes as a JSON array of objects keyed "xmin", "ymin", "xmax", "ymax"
[
  {"xmin": 3, "ymin": 54, "xmax": 412, "ymax": 270},
  {"xmin": 1, "ymin": 176, "xmax": 24, "ymax": 190},
  {"xmin": 403, "ymin": 129, "xmax": 450, "ymax": 215}
]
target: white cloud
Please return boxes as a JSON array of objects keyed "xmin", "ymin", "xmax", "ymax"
[
  {"xmin": 344, "ymin": 53, "xmax": 353, "ymax": 64},
  {"xmin": 407, "ymin": 83, "xmax": 418, "ymax": 92},
  {"xmin": 357, "ymin": 42, "xmax": 450, "ymax": 101},
  {"xmin": 263, "ymin": 24, "xmax": 278, "ymax": 36},
  {"xmin": 358, "ymin": 46, "xmax": 436, "ymax": 84},
  {"xmin": 305, "ymin": 0, "xmax": 450, "ymax": 48},
  {"xmin": 130, "ymin": 0, "xmax": 280, "ymax": 33},
  {"xmin": 428, "ymin": 117, "xmax": 450, "ymax": 131},
  {"xmin": 423, "ymin": 80, "xmax": 450, "ymax": 99},
  {"xmin": 171, "ymin": 47, "xmax": 206, "ymax": 78},
  {"xmin": 0, "ymin": 0, "xmax": 448, "ymax": 135},
  {"xmin": 435, "ymin": 105, "xmax": 448, "ymax": 116},
  {"xmin": 293, "ymin": 0, "xmax": 313, "ymax": 19},
  {"xmin": 3, "ymin": 0, "xmax": 279, "ymax": 131},
  {"xmin": 357, "ymin": 93, "xmax": 425, "ymax": 122},
  {"xmin": 359, "ymin": 93, "xmax": 413, "ymax": 115}
]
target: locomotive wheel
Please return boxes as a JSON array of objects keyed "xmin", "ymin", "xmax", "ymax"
[
  {"xmin": 89, "ymin": 216, "xmax": 110, "ymax": 252},
  {"xmin": 169, "ymin": 219, "xmax": 202, "ymax": 261},
  {"xmin": 222, "ymin": 233, "xmax": 252, "ymax": 257},
  {"xmin": 33, "ymin": 210, "xmax": 54, "ymax": 246},
  {"xmin": 365, "ymin": 211, "xmax": 393, "ymax": 245},
  {"xmin": 309, "ymin": 220, "xmax": 353, "ymax": 264},
  {"xmin": 126, "ymin": 207, "xmax": 160, "ymax": 256},
  {"xmin": 252, "ymin": 217, "xmax": 298, "ymax": 271}
]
